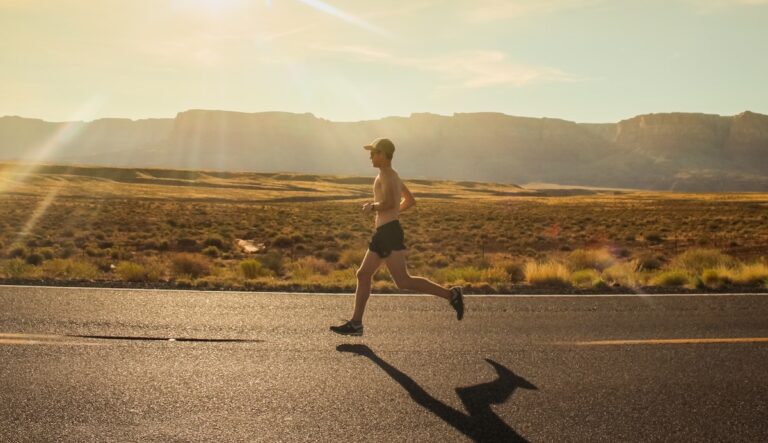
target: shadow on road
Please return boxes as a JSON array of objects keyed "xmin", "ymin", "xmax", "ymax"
[{"xmin": 337, "ymin": 344, "xmax": 537, "ymax": 442}]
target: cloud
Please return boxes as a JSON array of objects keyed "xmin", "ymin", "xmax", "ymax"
[
  {"xmin": 312, "ymin": 45, "xmax": 577, "ymax": 88},
  {"xmin": 463, "ymin": 0, "xmax": 603, "ymax": 22}
]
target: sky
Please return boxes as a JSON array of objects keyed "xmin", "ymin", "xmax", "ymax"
[{"xmin": 1, "ymin": 0, "xmax": 767, "ymax": 123}]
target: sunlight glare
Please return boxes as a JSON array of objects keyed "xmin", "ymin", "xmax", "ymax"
[
  {"xmin": 298, "ymin": 0, "xmax": 390, "ymax": 36},
  {"xmin": 0, "ymin": 97, "xmax": 103, "ymax": 196}
]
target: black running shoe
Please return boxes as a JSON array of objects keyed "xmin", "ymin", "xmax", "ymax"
[
  {"xmin": 330, "ymin": 320, "xmax": 364, "ymax": 336},
  {"xmin": 450, "ymin": 286, "xmax": 465, "ymax": 321}
]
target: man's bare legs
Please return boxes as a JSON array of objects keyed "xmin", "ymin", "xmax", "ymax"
[
  {"xmin": 350, "ymin": 250, "xmax": 383, "ymax": 323},
  {"xmin": 385, "ymin": 250, "xmax": 452, "ymax": 300}
]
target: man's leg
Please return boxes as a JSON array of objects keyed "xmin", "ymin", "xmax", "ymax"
[
  {"xmin": 385, "ymin": 250, "xmax": 452, "ymax": 300},
  {"xmin": 351, "ymin": 249, "xmax": 384, "ymax": 323}
]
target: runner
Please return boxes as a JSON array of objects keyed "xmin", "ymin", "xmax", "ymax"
[{"xmin": 330, "ymin": 138, "xmax": 464, "ymax": 336}]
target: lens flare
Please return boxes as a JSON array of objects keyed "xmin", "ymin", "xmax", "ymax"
[{"xmin": 298, "ymin": 0, "xmax": 391, "ymax": 37}]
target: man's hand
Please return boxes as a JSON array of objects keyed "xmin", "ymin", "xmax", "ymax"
[{"xmin": 362, "ymin": 202, "xmax": 374, "ymax": 212}]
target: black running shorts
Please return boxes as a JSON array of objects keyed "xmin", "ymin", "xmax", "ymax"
[{"xmin": 369, "ymin": 220, "xmax": 406, "ymax": 258}]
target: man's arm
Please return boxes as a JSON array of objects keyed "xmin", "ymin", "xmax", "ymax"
[{"xmin": 399, "ymin": 182, "xmax": 416, "ymax": 212}]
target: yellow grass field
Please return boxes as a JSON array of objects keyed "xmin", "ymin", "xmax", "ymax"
[{"xmin": 1, "ymin": 163, "xmax": 767, "ymax": 293}]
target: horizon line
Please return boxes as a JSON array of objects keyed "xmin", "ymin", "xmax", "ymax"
[{"xmin": 1, "ymin": 108, "xmax": 762, "ymax": 126}]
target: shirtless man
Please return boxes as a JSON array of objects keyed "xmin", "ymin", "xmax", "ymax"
[{"xmin": 330, "ymin": 137, "xmax": 464, "ymax": 336}]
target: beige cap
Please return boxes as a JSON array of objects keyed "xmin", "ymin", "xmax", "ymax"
[{"xmin": 363, "ymin": 137, "xmax": 395, "ymax": 156}]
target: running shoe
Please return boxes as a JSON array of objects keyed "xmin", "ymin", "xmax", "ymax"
[
  {"xmin": 330, "ymin": 320, "xmax": 364, "ymax": 336},
  {"xmin": 450, "ymin": 286, "xmax": 465, "ymax": 320}
]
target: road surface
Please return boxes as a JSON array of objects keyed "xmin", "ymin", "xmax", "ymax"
[{"xmin": 1, "ymin": 286, "xmax": 767, "ymax": 442}]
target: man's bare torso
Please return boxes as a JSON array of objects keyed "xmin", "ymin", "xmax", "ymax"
[{"xmin": 373, "ymin": 169, "xmax": 402, "ymax": 228}]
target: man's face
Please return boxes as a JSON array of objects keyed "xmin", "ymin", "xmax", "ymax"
[{"xmin": 369, "ymin": 149, "xmax": 383, "ymax": 167}]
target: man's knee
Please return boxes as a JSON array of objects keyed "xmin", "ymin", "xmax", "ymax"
[{"xmin": 356, "ymin": 268, "xmax": 374, "ymax": 281}]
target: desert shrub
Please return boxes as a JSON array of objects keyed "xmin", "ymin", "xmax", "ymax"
[
  {"xmin": 174, "ymin": 238, "xmax": 200, "ymax": 252},
  {"xmin": 327, "ymin": 268, "xmax": 356, "ymax": 284},
  {"xmin": 593, "ymin": 279, "xmax": 610, "ymax": 290},
  {"xmin": 339, "ymin": 248, "xmax": 365, "ymax": 268},
  {"xmin": 42, "ymin": 259, "xmax": 99, "ymax": 279},
  {"xmin": 651, "ymin": 270, "xmax": 691, "ymax": 287},
  {"xmin": 74, "ymin": 235, "xmax": 89, "ymax": 248},
  {"xmin": 571, "ymin": 269, "xmax": 600, "ymax": 288},
  {"xmin": 566, "ymin": 248, "xmax": 614, "ymax": 271},
  {"xmin": 669, "ymin": 248, "xmax": 737, "ymax": 274},
  {"xmin": 273, "ymin": 235, "xmax": 293, "ymax": 248},
  {"xmin": 116, "ymin": 261, "xmax": 148, "ymax": 282},
  {"xmin": 505, "ymin": 261, "xmax": 526, "ymax": 283},
  {"xmin": 489, "ymin": 257, "xmax": 526, "ymax": 283},
  {"xmin": 25, "ymin": 253, "xmax": 43, "ymax": 266},
  {"xmin": 202, "ymin": 246, "xmax": 221, "ymax": 258},
  {"xmin": 171, "ymin": 253, "xmax": 210, "ymax": 278},
  {"xmin": 524, "ymin": 261, "xmax": 571, "ymax": 287},
  {"xmin": 203, "ymin": 234, "xmax": 229, "ymax": 251},
  {"xmin": 322, "ymin": 249, "xmax": 340, "ymax": 263},
  {"xmin": 97, "ymin": 241, "xmax": 114, "ymax": 249},
  {"xmin": 3, "ymin": 259, "xmax": 31, "ymax": 278},
  {"xmin": 110, "ymin": 249, "xmax": 132, "ymax": 260},
  {"xmin": 38, "ymin": 248, "xmax": 55, "ymax": 260},
  {"xmin": 142, "ymin": 240, "xmax": 159, "ymax": 251},
  {"xmin": 645, "ymin": 232, "xmax": 664, "ymax": 243},
  {"xmin": 731, "ymin": 263, "xmax": 768, "ymax": 286},
  {"xmin": 635, "ymin": 254, "xmax": 664, "ymax": 271},
  {"xmin": 8, "ymin": 245, "xmax": 26, "ymax": 259},
  {"xmin": 701, "ymin": 268, "xmax": 732, "ymax": 288},
  {"xmin": 240, "ymin": 259, "xmax": 272, "ymax": 279},
  {"xmin": 36, "ymin": 238, "xmax": 54, "ymax": 248},
  {"xmin": 258, "ymin": 251, "xmax": 284, "ymax": 275},
  {"xmin": 57, "ymin": 245, "xmax": 76, "ymax": 259},
  {"xmin": 85, "ymin": 246, "xmax": 107, "ymax": 257},
  {"xmin": 428, "ymin": 254, "xmax": 451, "ymax": 268},
  {"xmin": 602, "ymin": 261, "xmax": 641, "ymax": 287},
  {"xmin": 434, "ymin": 266, "xmax": 508, "ymax": 284},
  {"xmin": 288, "ymin": 256, "xmax": 334, "ymax": 280},
  {"xmin": 140, "ymin": 256, "xmax": 167, "ymax": 281}
]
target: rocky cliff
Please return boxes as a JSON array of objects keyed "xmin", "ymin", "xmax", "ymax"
[{"xmin": 0, "ymin": 109, "xmax": 766, "ymax": 191}]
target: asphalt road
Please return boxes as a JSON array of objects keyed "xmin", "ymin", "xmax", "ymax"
[{"xmin": 1, "ymin": 286, "xmax": 767, "ymax": 442}]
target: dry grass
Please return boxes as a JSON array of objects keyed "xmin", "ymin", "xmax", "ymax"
[
  {"xmin": 115, "ymin": 261, "xmax": 148, "ymax": 282},
  {"xmin": 731, "ymin": 263, "xmax": 768, "ymax": 286},
  {"xmin": 524, "ymin": 261, "xmax": 571, "ymax": 287},
  {"xmin": 571, "ymin": 269, "xmax": 601, "ymax": 288},
  {"xmin": 1, "ymin": 163, "xmax": 767, "ymax": 292},
  {"xmin": 651, "ymin": 270, "xmax": 692, "ymax": 287},
  {"xmin": 565, "ymin": 248, "xmax": 615, "ymax": 272},
  {"xmin": 669, "ymin": 248, "xmax": 738, "ymax": 274}
]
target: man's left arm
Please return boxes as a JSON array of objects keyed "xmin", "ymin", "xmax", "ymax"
[{"xmin": 399, "ymin": 183, "xmax": 416, "ymax": 211}]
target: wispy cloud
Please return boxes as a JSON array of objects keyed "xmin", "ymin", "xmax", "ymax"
[
  {"xmin": 463, "ymin": 0, "xmax": 602, "ymax": 22},
  {"xmin": 312, "ymin": 45, "xmax": 577, "ymax": 88}
]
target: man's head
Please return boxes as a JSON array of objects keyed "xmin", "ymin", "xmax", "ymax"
[{"xmin": 363, "ymin": 137, "xmax": 395, "ymax": 168}]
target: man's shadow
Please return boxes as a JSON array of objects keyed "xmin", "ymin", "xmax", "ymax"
[{"xmin": 337, "ymin": 344, "xmax": 537, "ymax": 443}]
